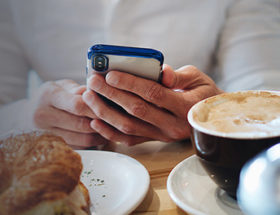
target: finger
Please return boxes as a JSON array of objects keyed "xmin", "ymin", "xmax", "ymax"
[
  {"xmin": 49, "ymin": 128, "xmax": 108, "ymax": 148},
  {"xmin": 163, "ymin": 65, "xmax": 216, "ymax": 90},
  {"xmin": 33, "ymin": 106, "xmax": 96, "ymax": 133},
  {"xmin": 163, "ymin": 65, "xmax": 223, "ymax": 105},
  {"xmin": 161, "ymin": 64, "xmax": 176, "ymax": 88},
  {"xmin": 83, "ymin": 89, "xmax": 167, "ymax": 140},
  {"xmin": 70, "ymin": 85, "xmax": 87, "ymax": 95},
  {"xmin": 51, "ymin": 80, "xmax": 95, "ymax": 116},
  {"xmin": 55, "ymin": 79, "xmax": 82, "ymax": 92},
  {"xmin": 104, "ymin": 70, "xmax": 188, "ymax": 117},
  {"xmin": 49, "ymin": 87, "xmax": 97, "ymax": 119},
  {"xmin": 90, "ymin": 119, "xmax": 152, "ymax": 146},
  {"xmin": 86, "ymin": 75, "xmax": 189, "ymax": 138},
  {"xmin": 55, "ymin": 79, "xmax": 87, "ymax": 95}
]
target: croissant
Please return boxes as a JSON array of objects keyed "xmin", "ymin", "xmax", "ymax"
[{"xmin": 0, "ymin": 131, "xmax": 90, "ymax": 215}]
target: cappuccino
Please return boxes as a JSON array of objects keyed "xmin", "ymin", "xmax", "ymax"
[
  {"xmin": 188, "ymin": 90, "xmax": 280, "ymax": 197},
  {"xmin": 192, "ymin": 91, "xmax": 280, "ymax": 137}
]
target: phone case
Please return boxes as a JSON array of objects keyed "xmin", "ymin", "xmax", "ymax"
[{"xmin": 87, "ymin": 44, "xmax": 164, "ymax": 82}]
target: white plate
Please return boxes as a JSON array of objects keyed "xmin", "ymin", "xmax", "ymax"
[
  {"xmin": 167, "ymin": 155, "xmax": 245, "ymax": 215},
  {"xmin": 76, "ymin": 150, "xmax": 150, "ymax": 215}
]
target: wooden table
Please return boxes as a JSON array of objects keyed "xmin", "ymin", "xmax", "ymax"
[{"xmin": 103, "ymin": 140, "xmax": 195, "ymax": 215}]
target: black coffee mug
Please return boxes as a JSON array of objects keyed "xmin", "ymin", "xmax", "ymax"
[{"xmin": 187, "ymin": 90, "xmax": 280, "ymax": 198}]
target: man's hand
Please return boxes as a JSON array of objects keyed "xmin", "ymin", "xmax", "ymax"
[
  {"xmin": 28, "ymin": 79, "xmax": 108, "ymax": 148},
  {"xmin": 83, "ymin": 65, "xmax": 223, "ymax": 146}
]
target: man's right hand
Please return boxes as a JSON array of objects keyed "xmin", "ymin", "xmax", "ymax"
[{"xmin": 28, "ymin": 79, "xmax": 108, "ymax": 148}]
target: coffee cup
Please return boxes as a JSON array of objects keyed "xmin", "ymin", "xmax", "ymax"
[{"xmin": 187, "ymin": 90, "xmax": 280, "ymax": 198}]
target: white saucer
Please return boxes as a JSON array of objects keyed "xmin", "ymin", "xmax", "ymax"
[
  {"xmin": 167, "ymin": 155, "xmax": 245, "ymax": 215},
  {"xmin": 77, "ymin": 150, "xmax": 150, "ymax": 215}
]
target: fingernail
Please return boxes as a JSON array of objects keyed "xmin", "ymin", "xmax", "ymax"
[
  {"xmin": 90, "ymin": 119, "xmax": 100, "ymax": 131},
  {"xmin": 89, "ymin": 75, "xmax": 102, "ymax": 90},
  {"xmin": 106, "ymin": 72, "xmax": 119, "ymax": 86},
  {"xmin": 82, "ymin": 90, "xmax": 92, "ymax": 102}
]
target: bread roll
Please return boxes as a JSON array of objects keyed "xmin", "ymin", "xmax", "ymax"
[{"xmin": 0, "ymin": 131, "xmax": 90, "ymax": 215}]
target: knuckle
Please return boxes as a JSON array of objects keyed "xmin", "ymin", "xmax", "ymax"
[
  {"xmin": 43, "ymin": 81, "xmax": 56, "ymax": 89},
  {"xmin": 106, "ymin": 88, "xmax": 118, "ymax": 100},
  {"xmin": 33, "ymin": 109, "xmax": 47, "ymax": 128},
  {"xmin": 39, "ymin": 82, "xmax": 61, "ymax": 105},
  {"xmin": 121, "ymin": 138, "xmax": 134, "ymax": 146},
  {"xmin": 45, "ymin": 81, "xmax": 59, "ymax": 93},
  {"xmin": 145, "ymin": 84, "xmax": 164, "ymax": 102},
  {"xmin": 71, "ymin": 85, "xmax": 85, "ymax": 95},
  {"xmin": 94, "ymin": 106, "xmax": 105, "ymax": 118},
  {"xmin": 82, "ymin": 134, "xmax": 95, "ymax": 146},
  {"xmin": 187, "ymin": 65, "xmax": 199, "ymax": 72},
  {"xmin": 75, "ymin": 117, "xmax": 89, "ymax": 131},
  {"xmin": 106, "ymin": 133, "xmax": 118, "ymax": 142},
  {"xmin": 72, "ymin": 96, "xmax": 85, "ymax": 115},
  {"xmin": 126, "ymin": 79, "xmax": 135, "ymax": 91},
  {"xmin": 130, "ymin": 101, "xmax": 148, "ymax": 118},
  {"xmin": 40, "ymin": 81, "xmax": 56, "ymax": 97},
  {"xmin": 163, "ymin": 137, "xmax": 175, "ymax": 143},
  {"xmin": 119, "ymin": 121, "xmax": 135, "ymax": 135},
  {"xmin": 107, "ymin": 71, "xmax": 122, "ymax": 86},
  {"xmin": 169, "ymin": 127, "xmax": 186, "ymax": 140}
]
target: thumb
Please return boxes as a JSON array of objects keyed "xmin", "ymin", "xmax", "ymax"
[
  {"xmin": 162, "ymin": 64, "xmax": 203, "ymax": 89},
  {"xmin": 161, "ymin": 64, "xmax": 176, "ymax": 88}
]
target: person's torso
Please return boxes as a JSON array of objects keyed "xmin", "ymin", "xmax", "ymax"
[{"xmin": 9, "ymin": 0, "xmax": 232, "ymax": 84}]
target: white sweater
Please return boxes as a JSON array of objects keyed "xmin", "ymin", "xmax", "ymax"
[
  {"xmin": 0, "ymin": 0, "xmax": 279, "ymax": 132},
  {"xmin": 1, "ymin": 0, "xmax": 280, "ymax": 104}
]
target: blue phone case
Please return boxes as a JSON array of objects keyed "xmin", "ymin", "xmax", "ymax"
[
  {"xmin": 88, "ymin": 44, "xmax": 164, "ymax": 63},
  {"xmin": 87, "ymin": 44, "xmax": 164, "ymax": 82}
]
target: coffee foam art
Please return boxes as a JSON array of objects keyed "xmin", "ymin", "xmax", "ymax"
[{"xmin": 188, "ymin": 91, "xmax": 280, "ymax": 139}]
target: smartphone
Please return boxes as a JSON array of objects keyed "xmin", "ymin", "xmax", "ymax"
[{"xmin": 87, "ymin": 44, "xmax": 164, "ymax": 82}]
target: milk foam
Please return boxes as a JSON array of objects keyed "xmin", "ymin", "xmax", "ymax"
[{"xmin": 193, "ymin": 91, "xmax": 280, "ymax": 137}]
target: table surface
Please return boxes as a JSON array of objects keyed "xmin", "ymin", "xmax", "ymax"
[{"xmin": 103, "ymin": 140, "xmax": 195, "ymax": 215}]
